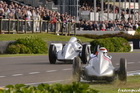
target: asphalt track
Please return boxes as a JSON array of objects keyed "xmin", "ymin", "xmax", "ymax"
[{"xmin": 0, "ymin": 52, "xmax": 140, "ymax": 87}]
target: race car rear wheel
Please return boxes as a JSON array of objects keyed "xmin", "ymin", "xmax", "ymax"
[
  {"xmin": 81, "ymin": 44, "xmax": 90, "ymax": 64},
  {"xmin": 73, "ymin": 56, "xmax": 81, "ymax": 82},
  {"xmin": 106, "ymin": 77, "xmax": 115, "ymax": 83},
  {"xmin": 49, "ymin": 44, "xmax": 57, "ymax": 64},
  {"xmin": 118, "ymin": 58, "xmax": 127, "ymax": 81}
]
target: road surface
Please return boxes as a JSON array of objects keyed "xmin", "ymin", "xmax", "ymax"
[{"xmin": 0, "ymin": 52, "xmax": 140, "ymax": 87}]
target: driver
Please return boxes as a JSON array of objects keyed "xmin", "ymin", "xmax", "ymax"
[
  {"xmin": 90, "ymin": 47, "xmax": 111, "ymax": 59},
  {"xmin": 99, "ymin": 47, "xmax": 112, "ymax": 59},
  {"xmin": 69, "ymin": 37, "xmax": 82, "ymax": 51}
]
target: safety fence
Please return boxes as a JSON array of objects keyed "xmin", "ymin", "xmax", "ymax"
[{"xmin": 0, "ymin": 19, "xmax": 77, "ymax": 35}]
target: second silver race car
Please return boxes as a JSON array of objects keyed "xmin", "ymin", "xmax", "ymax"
[{"xmin": 49, "ymin": 37, "xmax": 91, "ymax": 64}]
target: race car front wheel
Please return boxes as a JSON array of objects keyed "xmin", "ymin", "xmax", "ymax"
[
  {"xmin": 49, "ymin": 44, "xmax": 57, "ymax": 64},
  {"xmin": 81, "ymin": 44, "xmax": 90, "ymax": 64},
  {"xmin": 73, "ymin": 56, "xmax": 81, "ymax": 82},
  {"xmin": 118, "ymin": 58, "xmax": 127, "ymax": 81}
]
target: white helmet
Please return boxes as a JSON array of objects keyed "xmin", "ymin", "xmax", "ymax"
[
  {"xmin": 99, "ymin": 47, "xmax": 107, "ymax": 53},
  {"xmin": 69, "ymin": 37, "xmax": 77, "ymax": 43}
]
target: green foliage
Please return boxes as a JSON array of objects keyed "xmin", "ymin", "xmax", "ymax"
[
  {"xmin": 90, "ymin": 37, "xmax": 131, "ymax": 52},
  {"xmin": 78, "ymin": 32, "xmax": 137, "ymax": 40},
  {"xmin": 2, "ymin": 82, "xmax": 99, "ymax": 93},
  {"xmin": 15, "ymin": 36, "xmax": 47, "ymax": 54},
  {"xmin": 6, "ymin": 44, "xmax": 20, "ymax": 54},
  {"xmin": 6, "ymin": 44, "xmax": 31, "ymax": 54},
  {"xmin": 136, "ymin": 26, "xmax": 140, "ymax": 34},
  {"xmin": 6, "ymin": 36, "xmax": 48, "ymax": 54}
]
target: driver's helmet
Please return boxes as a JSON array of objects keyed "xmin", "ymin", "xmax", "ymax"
[
  {"xmin": 69, "ymin": 37, "xmax": 77, "ymax": 43},
  {"xmin": 99, "ymin": 47, "xmax": 108, "ymax": 54}
]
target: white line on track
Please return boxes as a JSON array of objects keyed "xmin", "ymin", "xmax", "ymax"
[
  {"xmin": 12, "ymin": 74, "xmax": 23, "ymax": 77},
  {"xmin": 0, "ymin": 56, "xmax": 36, "ymax": 59},
  {"xmin": 0, "ymin": 76, "xmax": 6, "ymax": 78},
  {"xmin": 127, "ymin": 62, "xmax": 135, "ymax": 64},
  {"xmin": 116, "ymin": 63, "xmax": 119, "ymax": 65},
  {"xmin": 29, "ymin": 72, "xmax": 40, "ymax": 75},
  {"xmin": 26, "ymin": 79, "xmax": 71, "ymax": 85},
  {"xmin": 116, "ymin": 62, "xmax": 135, "ymax": 65},
  {"xmin": 46, "ymin": 70, "xmax": 57, "ymax": 73},
  {"xmin": 127, "ymin": 70, "xmax": 140, "ymax": 76},
  {"xmin": 62, "ymin": 68, "xmax": 72, "ymax": 71},
  {"xmin": 127, "ymin": 70, "xmax": 140, "ymax": 73},
  {"xmin": 127, "ymin": 73, "xmax": 140, "ymax": 76}
]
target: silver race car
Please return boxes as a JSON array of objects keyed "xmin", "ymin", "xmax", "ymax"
[
  {"xmin": 49, "ymin": 37, "xmax": 91, "ymax": 64},
  {"xmin": 73, "ymin": 46, "xmax": 127, "ymax": 82}
]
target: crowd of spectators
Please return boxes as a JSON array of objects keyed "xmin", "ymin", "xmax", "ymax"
[
  {"xmin": 79, "ymin": 1, "xmax": 139, "ymax": 22},
  {"xmin": 78, "ymin": 19, "xmax": 139, "ymax": 31},
  {"xmin": 0, "ymin": 0, "xmax": 139, "ymax": 32},
  {"xmin": 0, "ymin": 0, "xmax": 76, "ymax": 32},
  {"xmin": 79, "ymin": 1, "xmax": 140, "ymax": 31},
  {"xmin": 79, "ymin": 1, "xmax": 138, "ymax": 14}
]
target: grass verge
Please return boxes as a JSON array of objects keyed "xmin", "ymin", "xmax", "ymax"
[
  {"xmin": 0, "ymin": 54, "xmax": 47, "ymax": 57},
  {"xmin": 89, "ymin": 75, "xmax": 140, "ymax": 93},
  {"xmin": 0, "ymin": 33, "xmax": 93, "ymax": 56},
  {"xmin": 0, "ymin": 33, "xmax": 93, "ymax": 42}
]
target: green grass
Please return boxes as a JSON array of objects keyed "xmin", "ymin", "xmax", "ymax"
[
  {"xmin": 89, "ymin": 75, "xmax": 140, "ymax": 93},
  {"xmin": 0, "ymin": 33, "xmax": 93, "ymax": 42},
  {"xmin": 0, "ymin": 33, "xmax": 93, "ymax": 57},
  {"xmin": 0, "ymin": 54, "xmax": 47, "ymax": 57}
]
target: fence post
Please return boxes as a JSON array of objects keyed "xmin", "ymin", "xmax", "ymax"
[
  {"xmin": 0, "ymin": 19, "xmax": 2, "ymax": 34},
  {"xmin": 68, "ymin": 23, "xmax": 71, "ymax": 36},
  {"xmin": 74, "ymin": 23, "xmax": 76, "ymax": 36},
  {"xmin": 47, "ymin": 21, "xmax": 49, "ymax": 33},
  {"xmin": 61, "ymin": 23, "xmax": 64, "ymax": 35},
  {"xmin": 8, "ymin": 19, "xmax": 10, "ymax": 34},
  {"xmin": 40, "ymin": 20, "xmax": 42, "ymax": 33},
  {"xmin": 16, "ymin": 19, "xmax": 19, "ymax": 33},
  {"xmin": 25, "ymin": 20, "xmax": 27, "ymax": 33},
  {"xmin": 32, "ymin": 20, "xmax": 34, "ymax": 33},
  {"xmin": 54, "ymin": 23, "xmax": 57, "ymax": 35}
]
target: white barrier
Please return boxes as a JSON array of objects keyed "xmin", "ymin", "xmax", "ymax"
[
  {"xmin": 76, "ymin": 30, "xmax": 136, "ymax": 35},
  {"xmin": 129, "ymin": 41, "xmax": 134, "ymax": 52}
]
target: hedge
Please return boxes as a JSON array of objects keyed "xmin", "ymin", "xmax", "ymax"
[
  {"xmin": 6, "ymin": 36, "xmax": 48, "ymax": 54},
  {"xmin": 78, "ymin": 32, "xmax": 140, "ymax": 40},
  {"xmin": 90, "ymin": 37, "xmax": 131, "ymax": 52}
]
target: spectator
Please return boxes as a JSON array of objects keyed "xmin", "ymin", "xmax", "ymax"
[
  {"xmin": 50, "ymin": 15, "xmax": 56, "ymax": 32},
  {"xmin": 42, "ymin": 12, "xmax": 50, "ymax": 32}
]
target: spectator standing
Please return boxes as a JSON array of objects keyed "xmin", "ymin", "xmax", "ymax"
[
  {"xmin": 8, "ymin": 10, "xmax": 15, "ymax": 31},
  {"xmin": 32, "ymin": 9, "xmax": 37, "ymax": 32},
  {"xmin": 42, "ymin": 12, "xmax": 50, "ymax": 32},
  {"xmin": 3, "ymin": 7, "xmax": 10, "ymax": 19},
  {"xmin": 0, "ymin": 4, "xmax": 4, "ymax": 19},
  {"xmin": 35, "ymin": 11, "xmax": 41, "ymax": 32},
  {"xmin": 15, "ymin": 9, "xmax": 22, "ymax": 31},
  {"xmin": 50, "ymin": 15, "xmax": 56, "ymax": 32},
  {"xmin": 56, "ymin": 13, "xmax": 61, "ymax": 35},
  {"xmin": 92, "ymin": 21, "xmax": 98, "ymax": 31},
  {"xmin": 26, "ymin": 6, "xmax": 32, "ymax": 31}
]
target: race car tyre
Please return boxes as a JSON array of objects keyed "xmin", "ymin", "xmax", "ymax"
[
  {"xmin": 118, "ymin": 58, "xmax": 127, "ymax": 81},
  {"xmin": 81, "ymin": 44, "xmax": 90, "ymax": 64},
  {"xmin": 106, "ymin": 77, "xmax": 115, "ymax": 83},
  {"xmin": 106, "ymin": 73, "xmax": 116, "ymax": 83},
  {"xmin": 49, "ymin": 44, "xmax": 57, "ymax": 64},
  {"xmin": 73, "ymin": 56, "xmax": 81, "ymax": 82}
]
